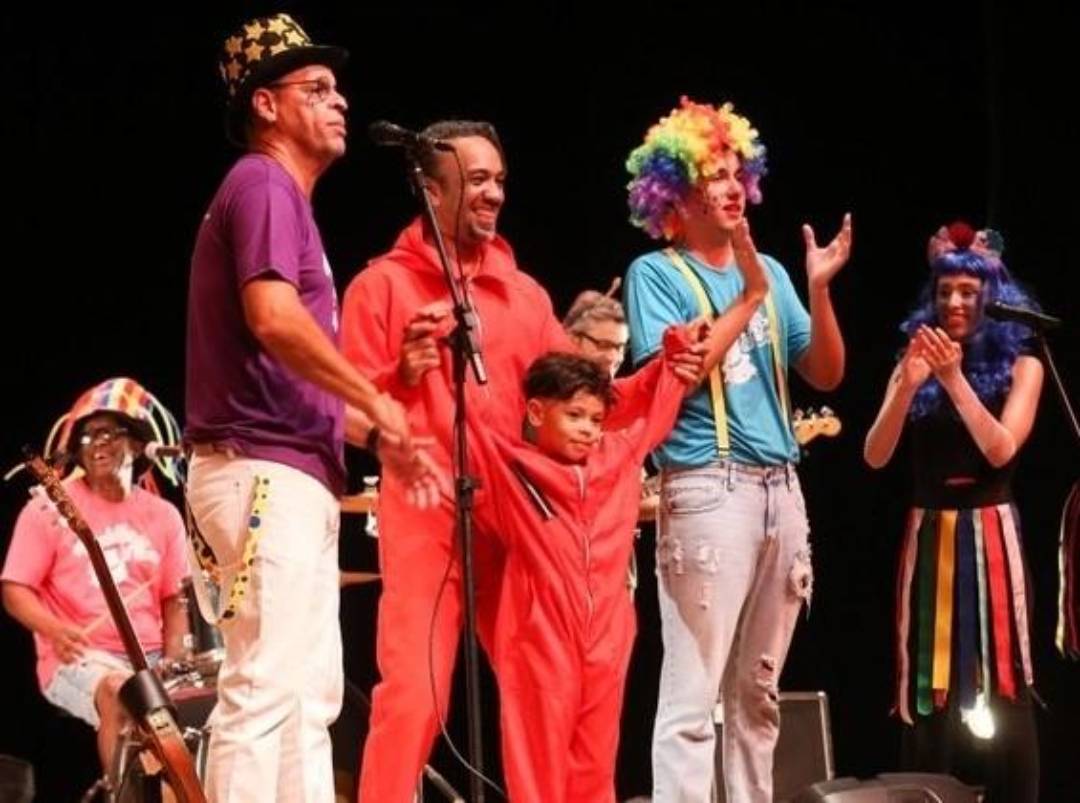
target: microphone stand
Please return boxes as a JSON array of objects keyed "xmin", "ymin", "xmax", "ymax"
[
  {"xmin": 988, "ymin": 303, "xmax": 1076, "ymax": 441},
  {"xmin": 403, "ymin": 144, "xmax": 488, "ymax": 803},
  {"xmin": 1031, "ymin": 323, "xmax": 1080, "ymax": 661},
  {"xmin": 1034, "ymin": 330, "xmax": 1080, "ymax": 446}
]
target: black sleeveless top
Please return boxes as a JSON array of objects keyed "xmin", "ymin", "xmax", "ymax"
[{"xmin": 909, "ymin": 394, "xmax": 1016, "ymax": 509}]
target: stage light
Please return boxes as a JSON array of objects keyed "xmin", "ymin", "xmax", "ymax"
[{"xmin": 961, "ymin": 691, "xmax": 995, "ymax": 739}]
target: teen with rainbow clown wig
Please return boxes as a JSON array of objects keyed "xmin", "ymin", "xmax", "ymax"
[
  {"xmin": 865, "ymin": 222, "xmax": 1044, "ymax": 802},
  {"xmin": 622, "ymin": 97, "xmax": 852, "ymax": 803}
]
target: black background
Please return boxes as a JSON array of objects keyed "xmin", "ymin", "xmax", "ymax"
[{"xmin": 2, "ymin": 3, "xmax": 1077, "ymax": 800}]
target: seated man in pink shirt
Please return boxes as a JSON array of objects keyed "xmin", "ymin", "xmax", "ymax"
[{"xmin": 1, "ymin": 378, "xmax": 189, "ymax": 779}]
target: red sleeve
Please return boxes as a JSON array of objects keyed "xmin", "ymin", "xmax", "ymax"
[
  {"xmin": 420, "ymin": 360, "xmax": 508, "ymax": 541},
  {"xmin": 541, "ymin": 309, "xmax": 576, "ymax": 353},
  {"xmin": 519, "ymin": 273, "xmax": 575, "ymax": 354},
  {"xmin": 607, "ymin": 327, "xmax": 691, "ymax": 461},
  {"xmin": 340, "ymin": 265, "xmax": 419, "ymax": 404},
  {"xmin": 632, "ymin": 354, "xmax": 689, "ymax": 463},
  {"xmin": 605, "ymin": 358, "xmax": 665, "ymax": 431}
]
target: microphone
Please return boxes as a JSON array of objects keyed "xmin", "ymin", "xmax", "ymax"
[
  {"xmin": 368, "ymin": 120, "xmax": 453, "ymax": 151},
  {"xmin": 143, "ymin": 442, "xmax": 184, "ymax": 460},
  {"xmin": 984, "ymin": 301, "xmax": 1061, "ymax": 332}
]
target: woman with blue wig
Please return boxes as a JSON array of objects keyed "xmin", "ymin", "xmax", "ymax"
[{"xmin": 865, "ymin": 222, "xmax": 1044, "ymax": 801}]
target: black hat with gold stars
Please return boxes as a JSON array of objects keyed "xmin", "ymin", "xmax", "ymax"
[{"xmin": 219, "ymin": 13, "xmax": 347, "ymax": 145}]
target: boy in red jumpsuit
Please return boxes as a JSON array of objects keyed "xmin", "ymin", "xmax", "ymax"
[{"xmin": 422, "ymin": 327, "xmax": 693, "ymax": 803}]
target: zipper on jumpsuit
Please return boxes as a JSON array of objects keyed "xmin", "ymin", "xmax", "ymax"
[{"xmin": 573, "ymin": 465, "xmax": 595, "ymax": 628}]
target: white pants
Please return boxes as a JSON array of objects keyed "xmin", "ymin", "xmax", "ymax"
[{"xmin": 187, "ymin": 454, "xmax": 343, "ymax": 803}]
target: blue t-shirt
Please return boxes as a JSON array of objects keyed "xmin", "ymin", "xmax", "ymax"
[{"xmin": 624, "ymin": 248, "xmax": 811, "ymax": 467}]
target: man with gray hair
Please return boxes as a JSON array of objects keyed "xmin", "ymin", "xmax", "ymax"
[
  {"xmin": 563, "ymin": 281, "xmax": 631, "ymax": 378},
  {"xmin": 186, "ymin": 13, "xmax": 433, "ymax": 802}
]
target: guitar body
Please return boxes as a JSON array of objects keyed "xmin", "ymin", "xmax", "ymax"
[
  {"xmin": 144, "ymin": 707, "xmax": 208, "ymax": 801},
  {"xmin": 636, "ymin": 408, "xmax": 839, "ymax": 524},
  {"xmin": 792, "ymin": 407, "xmax": 842, "ymax": 446},
  {"xmin": 22, "ymin": 450, "xmax": 207, "ymax": 803}
]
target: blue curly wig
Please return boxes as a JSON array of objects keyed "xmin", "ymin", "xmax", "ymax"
[{"xmin": 902, "ymin": 223, "xmax": 1038, "ymax": 418}]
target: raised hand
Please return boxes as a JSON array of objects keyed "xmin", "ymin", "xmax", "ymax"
[
  {"xmin": 914, "ymin": 325, "xmax": 962, "ymax": 383},
  {"xmin": 898, "ymin": 337, "xmax": 932, "ymax": 391},
  {"xmin": 804, "ymin": 212, "xmax": 853, "ymax": 291},
  {"xmin": 733, "ymin": 219, "xmax": 769, "ymax": 302}
]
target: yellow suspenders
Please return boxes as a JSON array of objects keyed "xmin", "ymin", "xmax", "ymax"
[{"xmin": 662, "ymin": 248, "xmax": 791, "ymax": 455}]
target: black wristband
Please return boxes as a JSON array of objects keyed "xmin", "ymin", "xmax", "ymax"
[{"xmin": 365, "ymin": 426, "xmax": 381, "ymax": 453}]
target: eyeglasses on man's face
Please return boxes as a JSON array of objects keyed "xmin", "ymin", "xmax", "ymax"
[
  {"xmin": 576, "ymin": 331, "xmax": 628, "ymax": 354},
  {"xmin": 267, "ymin": 77, "xmax": 341, "ymax": 106},
  {"xmin": 78, "ymin": 426, "xmax": 129, "ymax": 448}
]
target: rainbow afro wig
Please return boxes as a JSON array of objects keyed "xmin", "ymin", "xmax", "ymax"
[{"xmin": 626, "ymin": 97, "xmax": 767, "ymax": 241}]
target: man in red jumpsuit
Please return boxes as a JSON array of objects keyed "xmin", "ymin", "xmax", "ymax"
[
  {"xmin": 422, "ymin": 328, "xmax": 693, "ymax": 802},
  {"xmin": 340, "ymin": 120, "xmax": 577, "ymax": 802}
]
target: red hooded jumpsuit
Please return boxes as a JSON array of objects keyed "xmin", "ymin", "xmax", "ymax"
[
  {"xmin": 340, "ymin": 218, "xmax": 574, "ymax": 802},
  {"xmin": 422, "ymin": 328, "xmax": 689, "ymax": 802}
]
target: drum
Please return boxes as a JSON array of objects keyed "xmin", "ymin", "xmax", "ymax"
[
  {"xmin": 167, "ymin": 673, "xmax": 218, "ymax": 731},
  {"xmin": 180, "ymin": 576, "xmax": 225, "ymax": 673}
]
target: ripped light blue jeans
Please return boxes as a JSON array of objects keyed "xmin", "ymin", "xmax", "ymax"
[{"xmin": 652, "ymin": 461, "xmax": 812, "ymax": 803}]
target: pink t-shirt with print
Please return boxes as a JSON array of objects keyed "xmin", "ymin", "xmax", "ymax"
[{"xmin": 2, "ymin": 478, "xmax": 189, "ymax": 689}]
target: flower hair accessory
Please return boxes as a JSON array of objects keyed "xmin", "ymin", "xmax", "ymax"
[{"xmin": 927, "ymin": 220, "xmax": 1005, "ymax": 265}]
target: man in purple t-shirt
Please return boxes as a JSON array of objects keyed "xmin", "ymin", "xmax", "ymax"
[{"xmin": 184, "ymin": 14, "xmax": 433, "ymax": 803}]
